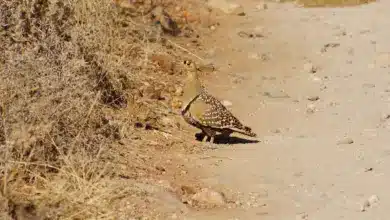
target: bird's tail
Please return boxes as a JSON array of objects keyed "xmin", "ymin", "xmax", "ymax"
[{"xmin": 234, "ymin": 125, "xmax": 257, "ymax": 137}]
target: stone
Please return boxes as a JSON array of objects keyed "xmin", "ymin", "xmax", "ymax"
[
  {"xmin": 375, "ymin": 52, "xmax": 390, "ymax": 68},
  {"xmin": 256, "ymin": 3, "xmax": 268, "ymax": 10},
  {"xmin": 175, "ymin": 86, "xmax": 183, "ymax": 96},
  {"xmin": 306, "ymin": 104, "xmax": 316, "ymax": 114},
  {"xmin": 337, "ymin": 137, "xmax": 354, "ymax": 145},
  {"xmin": 207, "ymin": 0, "xmax": 243, "ymax": 14},
  {"xmin": 307, "ymin": 95, "xmax": 320, "ymax": 101},
  {"xmin": 191, "ymin": 188, "xmax": 226, "ymax": 207},
  {"xmin": 361, "ymin": 195, "xmax": 379, "ymax": 212},
  {"xmin": 263, "ymin": 89, "xmax": 290, "ymax": 99},
  {"xmin": 171, "ymin": 97, "xmax": 182, "ymax": 109},
  {"xmin": 303, "ymin": 62, "xmax": 318, "ymax": 73},
  {"xmin": 320, "ymin": 43, "xmax": 340, "ymax": 53},
  {"xmin": 222, "ymin": 100, "xmax": 233, "ymax": 107}
]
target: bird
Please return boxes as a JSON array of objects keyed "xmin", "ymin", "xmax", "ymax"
[
  {"xmin": 150, "ymin": 6, "xmax": 181, "ymax": 36},
  {"xmin": 180, "ymin": 60, "xmax": 257, "ymax": 144}
]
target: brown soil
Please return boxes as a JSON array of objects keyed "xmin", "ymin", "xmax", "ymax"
[{"xmin": 2, "ymin": 0, "xmax": 390, "ymax": 219}]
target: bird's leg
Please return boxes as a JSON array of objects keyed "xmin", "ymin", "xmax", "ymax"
[
  {"xmin": 202, "ymin": 127, "xmax": 217, "ymax": 149},
  {"xmin": 201, "ymin": 134, "xmax": 209, "ymax": 142}
]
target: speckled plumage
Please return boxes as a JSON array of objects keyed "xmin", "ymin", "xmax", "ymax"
[{"xmin": 180, "ymin": 60, "xmax": 256, "ymax": 143}]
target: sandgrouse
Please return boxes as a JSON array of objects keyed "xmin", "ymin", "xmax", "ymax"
[{"xmin": 180, "ymin": 60, "xmax": 257, "ymax": 144}]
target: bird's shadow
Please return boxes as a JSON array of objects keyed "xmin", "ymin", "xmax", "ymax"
[{"xmin": 195, "ymin": 133, "xmax": 259, "ymax": 145}]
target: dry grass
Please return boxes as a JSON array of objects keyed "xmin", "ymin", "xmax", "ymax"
[{"xmin": 0, "ymin": 0, "xmax": 215, "ymax": 219}]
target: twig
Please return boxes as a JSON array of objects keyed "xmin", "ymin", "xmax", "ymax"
[
  {"xmin": 200, "ymin": 156, "xmax": 233, "ymax": 160},
  {"xmin": 166, "ymin": 39, "xmax": 205, "ymax": 62}
]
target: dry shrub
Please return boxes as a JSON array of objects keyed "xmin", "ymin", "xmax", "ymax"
[{"xmin": 0, "ymin": 0, "xmax": 208, "ymax": 219}]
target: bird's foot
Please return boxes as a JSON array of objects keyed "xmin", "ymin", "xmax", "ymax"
[
  {"xmin": 203, "ymin": 142, "xmax": 218, "ymax": 150},
  {"xmin": 203, "ymin": 136, "xmax": 218, "ymax": 149}
]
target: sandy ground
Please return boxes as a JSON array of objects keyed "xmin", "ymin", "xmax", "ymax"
[{"xmin": 186, "ymin": 0, "xmax": 390, "ymax": 219}]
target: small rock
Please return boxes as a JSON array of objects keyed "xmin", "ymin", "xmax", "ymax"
[
  {"xmin": 175, "ymin": 86, "xmax": 183, "ymax": 96},
  {"xmin": 161, "ymin": 117, "xmax": 176, "ymax": 128},
  {"xmin": 364, "ymin": 167, "xmax": 373, "ymax": 172},
  {"xmin": 171, "ymin": 97, "xmax": 182, "ymax": 109},
  {"xmin": 222, "ymin": 100, "xmax": 233, "ymax": 107},
  {"xmin": 198, "ymin": 62, "xmax": 216, "ymax": 72},
  {"xmin": 237, "ymin": 12, "xmax": 246, "ymax": 16},
  {"xmin": 263, "ymin": 89, "xmax": 290, "ymax": 99},
  {"xmin": 248, "ymin": 52, "xmax": 261, "ymax": 60},
  {"xmin": 328, "ymin": 101, "xmax": 339, "ymax": 107},
  {"xmin": 375, "ymin": 52, "xmax": 390, "ymax": 68},
  {"xmin": 207, "ymin": 0, "xmax": 242, "ymax": 14},
  {"xmin": 369, "ymin": 195, "xmax": 379, "ymax": 205},
  {"xmin": 209, "ymin": 25, "xmax": 216, "ymax": 30},
  {"xmin": 306, "ymin": 103, "xmax": 316, "ymax": 113},
  {"xmin": 181, "ymin": 185, "xmax": 196, "ymax": 195},
  {"xmin": 191, "ymin": 188, "xmax": 226, "ymax": 207},
  {"xmin": 303, "ymin": 62, "xmax": 318, "ymax": 73},
  {"xmin": 360, "ymin": 195, "xmax": 379, "ymax": 212},
  {"xmin": 310, "ymin": 75, "xmax": 322, "ymax": 82},
  {"xmin": 381, "ymin": 113, "xmax": 390, "ymax": 121},
  {"xmin": 320, "ymin": 43, "xmax": 340, "ymax": 53},
  {"xmin": 256, "ymin": 3, "xmax": 268, "ymax": 10},
  {"xmin": 296, "ymin": 212, "xmax": 308, "ymax": 220},
  {"xmin": 155, "ymin": 165, "xmax": 166, "ymax": 172},
  {"xmin": 307, "ymin": 95, "xmax": 320, "ymax": 101},
  {"xmin": 362, "ymin": 83, "xmax": 375, "ymax": 88},
  {"xmin": 337, "ymin": 137, "xmax": 354, "ymax": 145},
  {"xmin": 238, "ymin": 31, "xmax": 264, "ymax": 38}
]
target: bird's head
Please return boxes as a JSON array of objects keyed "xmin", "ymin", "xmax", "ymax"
[
  {"xmin": 182, "ymin": 59, "xmax": 199, "ymax": 79},
  {"xmin": 181, "ymin": 59, "xmax": 202, "ymax": 110}
]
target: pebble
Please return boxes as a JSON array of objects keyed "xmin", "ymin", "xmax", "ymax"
[
  {"xmin": 306, "ymin": 104, "xmax": 316, "ymax": 114},
  {"xmin": 171, "ymin": 97, "xmax": 182, "ymax": 109},
  {"xmin": 161, "ymin": 117, "xmax": 176, "ymax": 128},
  {"xmin": 362, "ymin": 83, "xmax": 375, "ymax": 88},
  {"xmin": 375, "ymin": 52, "xmax": 390, "ymax": 68},
  {"xmin": 248, "ymin": 52, "xmax": 262, "ymax": 60},
  {"xmin": 307, "ymin": 95, "xmax": 320, "ymax": 101},
  {"xmin": 336, "ymin": 137, "xmax": 354, "ymax": 145},
  {"xmin": 175, "ymin": 86, "xmax": 183, "ymax": 96},
  {"xmin": 296, "ymin": 212, "xmax": 308, "ymax": 220},
  {"xmin": 222, "ymin": 100, "xmax": 233, "ymax": 107},
  {"xmin": 364, "ymin": 167, "xmax": 373, "ymax": 172},
  {"xmin": 381, "ymin": 113, "xmax": 390, "ymax": 121},
  {"xmin": 256, "ymin": 3, "xmax": 268, "ymax": 10},
  {"xmin": 320, "ymin": 43, "xmax": 340, "ymax": 53},
  {"xmin": 360, "ymin": 195, "xmax": 379, "ymax": 212},
  {"xmin": 303, "ymin": 62, "xmax": 318, "ymax": 73},
  {"xmin": 191, "ymin": 188, "xmax": 226, "ymax": 207},
  {"xmin": 263, "ymin": 89, "xmax": 290, "ymax": 99},
  {"xmin": 207, "ymin": 0, "xmax": 242, "ymax": 14}
]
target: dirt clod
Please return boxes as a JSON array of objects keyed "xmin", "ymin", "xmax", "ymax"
[{"xmin": 191, "ymin": 188, "xmax": 227, "ymax": 207}]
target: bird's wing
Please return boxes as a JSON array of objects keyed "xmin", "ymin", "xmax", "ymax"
[{"xmin": 189, "ymin": 95, "xmax": 244, "ymax": 129}]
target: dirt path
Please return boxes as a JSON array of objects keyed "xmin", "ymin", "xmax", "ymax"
[{"xmin": 187, "ymin": 0, "xmax": 390, "ymax": 219}]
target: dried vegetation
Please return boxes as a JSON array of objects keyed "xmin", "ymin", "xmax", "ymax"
[{"xmin": 0, "ymin": 0, "xmax": 220, "ymax": 218}]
